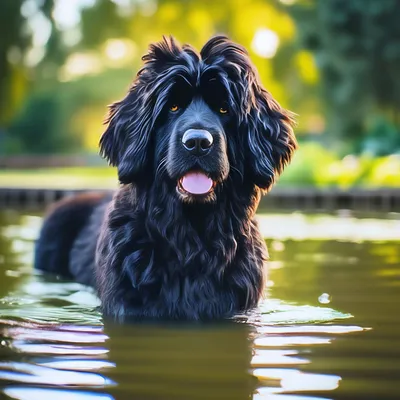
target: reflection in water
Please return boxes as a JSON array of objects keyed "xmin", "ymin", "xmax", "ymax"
[
  {"xmin": 104, "ymin": 322, "xmax": 255, "ymax": 400},
  {"xmin": 0, "ymin": 362, "xmax": 114, "ymax": 385},
  {"xmin": 1, "ymin": 210, "xmax": 399, "ymax": 399},
  {"xmin": 4, "ymin": 388, "xmax": 115, "ymax": 400},
  {"xmin": 254, "ymin": 369, "xmax": 341, "ymax": 392},
  {"xmin": 257, "ymin": 213, "xmax": 400, "ymax": 242},
  {"xmin": 0, "ymin": 270, "xmax": 360, "ymax": 400}
]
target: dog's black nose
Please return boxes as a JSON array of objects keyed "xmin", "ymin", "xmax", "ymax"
[{"xmin": 182, "ymin": 129, "xmax": 213, "ymax": 155}]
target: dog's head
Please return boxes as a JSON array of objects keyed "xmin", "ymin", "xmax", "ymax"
[{"xmin": 100, "ymin": 36, "xmax": 297, "ymax": 203}]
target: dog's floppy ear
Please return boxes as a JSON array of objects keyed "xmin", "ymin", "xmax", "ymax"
[
  {"xmin": 100, "ymin": 87, "xmax": 152, "ymax": 184},
  {"xmin": 100, "ymin": 36, "xmax": 184, "ymax": 184},
  {"xmin": 201, "ymin": 36, "xmax": 297, "ymax": 191},
  {"xmin": 245, "ymin": 86, "xmax": 297, "ymax": 191}
]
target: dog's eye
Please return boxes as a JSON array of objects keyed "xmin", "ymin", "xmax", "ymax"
[
  {"xmin": 170, "ymin": 104, "xmax": 179, "ymax": 112},
  {"xmin": 219, "ymin": 106, "xmax": 228, "ymax": 114}
]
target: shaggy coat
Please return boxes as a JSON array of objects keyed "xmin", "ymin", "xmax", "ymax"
[{"xmin": 35, "ymin": 36, "xmax": 297, "ymax": 321}]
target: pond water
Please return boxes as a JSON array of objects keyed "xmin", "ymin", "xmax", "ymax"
[{"xmin": 0, "ymin": 209, "xmax": 399, "ymax": 400}]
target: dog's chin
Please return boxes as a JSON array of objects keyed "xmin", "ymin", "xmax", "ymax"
[{"xmin": 176, "ymin": 171, "xmax": 218, "ymax": 204}]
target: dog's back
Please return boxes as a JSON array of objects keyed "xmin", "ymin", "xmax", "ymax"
[{"xmin": 34, "ymin": 192, "xmax": 110, "ymax": 282}]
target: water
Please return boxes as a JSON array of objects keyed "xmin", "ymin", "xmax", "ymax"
[{"xmin": 0, "ymin": 209, "xmax": 399, "ymax": 400}]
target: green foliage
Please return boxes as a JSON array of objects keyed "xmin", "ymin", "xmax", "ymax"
[
  {"xmin": 0, "ymin": 0, "xmax": 27, "ymax": 123},
  {"xmin": 278, "ymin": 142, "xmax": 337, "ymax": 186},
  {"xmin": 366, "ymin": 155, "xmax": 400, "ymax": 187},
  {"xmin": 291, "ymin": 0, "xmax": 400, "ymax": 153},
  {"xmin": 279, "ymin": 142, "xmax": 400, "ymax": 188},
  {"xmin": 0, "ymin": 1, "xmax": 61, "ymax": 123},
  {"xmin": 362, "ymin": 116, "xmax": 400, "ymax": 156},
  {"xmin": 5, "ymin": 66, "xmax": 136, "ymax": 155},
  {"xmin": 7, "ymin": 91, "xmax": 75, "ymax": 154},
  {"xmin": 80, "ymin": 0, "xmax": 130, "ymax": 48}
]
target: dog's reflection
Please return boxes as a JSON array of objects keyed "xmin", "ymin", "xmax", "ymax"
[{"xmin": 104, "ymin": 320, "xmax": 256, "ymax": 400}]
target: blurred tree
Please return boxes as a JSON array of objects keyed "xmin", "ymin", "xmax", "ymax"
[
  {"xmin": 40, "ymin": 0, "xmax": 67, "ymax": 69},
  {"xmin": 80, "ymin": 0, "xmax": 131, "ymax": 49},
  {"xmin": 291, "ymin": 0, "xmax": 400, "ymax": 154},
  {"xmin": 7, "ymin": 91, "xmax": 78, "ymax": 154},
  {"xmin": 0, "ymin": 0, "xmax": 28, "ymax": 126},
  {"xmin": 0, "ymin": 0, "xmax": 62, "ymax": 154}
]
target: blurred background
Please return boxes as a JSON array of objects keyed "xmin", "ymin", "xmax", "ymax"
[{"xmin": 0, "ymin": 0, "xmax": 399, "ymax": 189}]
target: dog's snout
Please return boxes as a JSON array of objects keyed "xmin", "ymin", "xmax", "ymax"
[{"xmin": 182, "ymin": 129, "xmax": 213, "ymax": 156}]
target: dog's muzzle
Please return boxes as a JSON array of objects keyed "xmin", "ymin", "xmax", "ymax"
[{"xmin": 177, "ymin": 129, "xmax": 215, "ymax": 196}]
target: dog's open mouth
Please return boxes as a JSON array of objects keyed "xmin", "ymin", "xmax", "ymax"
[{"xmin": 177, "ymin": 171, "xmax": 215, "ymax": 196}]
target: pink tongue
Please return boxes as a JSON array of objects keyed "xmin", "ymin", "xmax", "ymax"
[{"xmin": 181, "ymin": 172, "xmax": 213, "ymax": 195}]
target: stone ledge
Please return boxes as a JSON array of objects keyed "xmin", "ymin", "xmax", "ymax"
[{"xmin": 0, "ymin": 187, "xmax": 399, "ymax": 212}]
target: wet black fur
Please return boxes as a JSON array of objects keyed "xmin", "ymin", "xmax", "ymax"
[{"xmin": 35, "ymin": 36, "xmax": 297, "ymax": 321}]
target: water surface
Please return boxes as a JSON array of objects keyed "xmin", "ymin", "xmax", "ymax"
[{"xmin": 0, "ymin": 210, "xmax": 399, "ymax": 400}]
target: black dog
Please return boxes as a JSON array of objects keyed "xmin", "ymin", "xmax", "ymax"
[{"xmin": 35, "ymin": 36, "xmax": 297, "ymax": 321}]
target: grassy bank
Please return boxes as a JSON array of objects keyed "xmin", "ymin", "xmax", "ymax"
[{"xmin": 0, "ymin": 167, "xmax": 118, "ymax": 189}]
